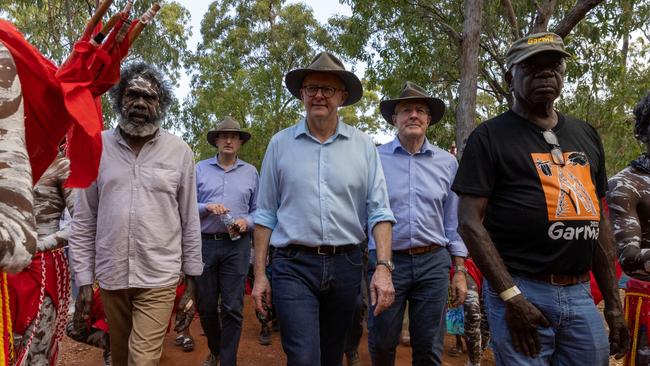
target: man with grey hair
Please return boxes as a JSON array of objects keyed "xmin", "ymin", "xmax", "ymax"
[{"xmin": 69, "ymin": 62, "xmax": 203, "ymax": 366}]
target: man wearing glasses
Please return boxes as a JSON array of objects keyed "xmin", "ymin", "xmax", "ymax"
[
  {"xmin": 252, "ymin": 52, "xmax": 396, "ymax": 365},
  {"xmin": 366, "ymin": 81, "xmax": 468, "ymax": 365},
  {"xmin": 452, "ymin": 33, "xmax": 629, "ymax": 365}
]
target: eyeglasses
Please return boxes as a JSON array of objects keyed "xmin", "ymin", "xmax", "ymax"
[
  {"xmin": 302, "ymin": 85, "xmax": 344, "ymax": 98},
  {"xmin": 542, "ymin": 130, "xmax": 565, "ymax": 166}
]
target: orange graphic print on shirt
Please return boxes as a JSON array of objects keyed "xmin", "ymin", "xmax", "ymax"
[{"xmin": 532, "ymin": 151, "xmax": 600, "ymax": 221}]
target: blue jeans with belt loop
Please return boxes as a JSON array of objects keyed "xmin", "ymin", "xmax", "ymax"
[
  {"xmin": 196, "ymin": 233, "xmax": 251, "ymax": 366},
  {"xmin": 367, "ymin": 248, "xmax": 451, "ymax": 366},
  {"xmin": 271, "ymin": 245, "xmax": 362, "ymax": 366},
  {"xmin": 483, "ymin": 274, "xmax": 609, "ymax": 366}
]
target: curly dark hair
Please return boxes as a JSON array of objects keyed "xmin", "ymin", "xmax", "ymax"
[
  {"xmin": 109, "ymin": 61, "xmax": 174, "ymax": 119},
  {"xmin": 634, "ymin": 92, "xmax": 650, "ymax": 143}
]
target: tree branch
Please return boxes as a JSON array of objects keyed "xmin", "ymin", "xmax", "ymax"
[
  {"xmin": 532, "ymin": 0, "xmax": 557, "ymax": 34},
  {"xmin": 500, "ymin": 0, "xmax": 522, "ymax": 39},
  {"xmin": 552, "ymin": 0, "xmax": 604, "ymax": 38}
]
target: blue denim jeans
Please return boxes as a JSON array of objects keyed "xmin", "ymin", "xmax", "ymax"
[
  {"xmin": 271, "ymin": 246, "xmax": 362, "ymax": 366},
  {"xmin": 483, "ymin": 274, "xmax": 609, "ymax": 366},
  {"xmin": 196, "ymin": 234, "xmax": 251, "ymax": 366},
  {"xmin": 367, "ymin": 248, "xmax": 451, "ymax": 366}
]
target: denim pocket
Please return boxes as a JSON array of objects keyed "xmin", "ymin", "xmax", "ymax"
[
  {"xmin": 272, "ymin": 248, "xmax": 302, "ymax": 261},
  {"xmin": 343, "ymin": 249, "xmax": 362, "ymax": 267},
  {"xmin": 578, "ymin": 281, "xmax": 594, "ymax": 299}
]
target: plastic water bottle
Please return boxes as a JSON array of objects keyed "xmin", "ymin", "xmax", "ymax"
[{"xmin": 221, "ymin": 212, "xmax": 241, "ymax": 241}]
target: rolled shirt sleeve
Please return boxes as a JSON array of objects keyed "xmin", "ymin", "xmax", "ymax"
[
  {"xmin": 255, "ymin": 135, "xmax": 280, "ymax": 230},
  {"xmin": 178, "ymin": 148, "xmax": 203, "ymax": 277},
  {"xmin": 69, "ymin": 182, "xmax": 99, "ymax": 287},
  {"xmin": 366, "ymin": 142, "xmax": 396, "ymax": 231}
]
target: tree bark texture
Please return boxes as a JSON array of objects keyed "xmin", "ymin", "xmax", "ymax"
[
  {"xmin": 553, "ymin": 0, "xmax": 604, "ymax": 38},
  {"xmin": 532, "ymin": 0, "xmax": 557, "ymax": 34},
  {"xmin": 456, "ymin": 0, "xmax": 483, "ymax": 157}
]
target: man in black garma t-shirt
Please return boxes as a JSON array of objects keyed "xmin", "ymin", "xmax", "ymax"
[{"xmin": 452, "ymin": 32, "xmax": 629, "ymax": 366}]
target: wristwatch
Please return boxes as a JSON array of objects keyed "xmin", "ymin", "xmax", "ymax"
[{"xmin": 376, "ymin": 259, "xmax": 394, "ymax": 272}]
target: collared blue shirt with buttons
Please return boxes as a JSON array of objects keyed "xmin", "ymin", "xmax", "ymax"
[
  {"xmin": 255, "ymin": 118, "xmax": 395, "ymax": 247},
  {"xmin": 368, "ymin": 137, "xmax": 467, "ymax": 257},
  {"xmin": 195, "ymin": 156, "xmax": 258, "ymax": 234}
]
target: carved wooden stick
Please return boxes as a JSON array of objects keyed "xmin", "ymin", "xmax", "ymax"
[{"xmin": 128, "ymin": 3, "xmax": 161, "ymax": 44}]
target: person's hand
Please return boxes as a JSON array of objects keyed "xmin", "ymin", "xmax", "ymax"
[
  {"xmin": 252, "ymin": 273, "xmax": 272, "ymax": 318},
  {"xmin": 73, "ymin": 285, "xmax": 94, "ymax": 332},
  {"xmin": 504, "ymin": 294, "xmax": 550, "ymax": 357},
  {"xmin": 450, "ymin": 272, "xmax": 468, "ymax": 307},
  {"xmin": 604, "ymin": 306, "xmax": 630, "ymax": 359},
  {"xmin": 370, "ymin": 266, "xmax": 394, "ymax": 316},
  {"xmin": 175, "ymin": 276, "xmax": 197, "ymax": 332},
  {"xmin": 206, "ymin": 203, "xmax": 229, "ymax": 216},
  {"xmin": 234, "ymin": 218, "xmax": 247, "ymax": 233}
]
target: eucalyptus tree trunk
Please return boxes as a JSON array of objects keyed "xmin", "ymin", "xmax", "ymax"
[{"xmin": 456, "ymin": 0, "xmax": 483, "ymax": 158}]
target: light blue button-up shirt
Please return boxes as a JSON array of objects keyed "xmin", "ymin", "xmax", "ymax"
[
  {"xmin": 368, "ymin": 137, "xmax": 467, "ymax": 257},
  {"xmin": 196, "ymin": 156, "xmax": 258, "ymax": 234},
  {"xmin": 255, "ymin": 119, "xmax": 395, "ymax": 247}
]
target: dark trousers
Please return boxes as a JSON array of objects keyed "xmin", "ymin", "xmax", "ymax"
[
  {"xmin": 367, "ymin": 248, "xmax": 451, "ymax": 366},
  {"xmin": 271, "ymin": 246, "xmax": 362, "ymax": 366},
  {"xmin": 196, "ymin": 234, "xmax": 251, "ymax": 366}
]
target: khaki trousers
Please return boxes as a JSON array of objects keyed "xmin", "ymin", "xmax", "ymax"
[{"xmin": 100, "ymin": 285, "xmax": 176, "ymax": 366}]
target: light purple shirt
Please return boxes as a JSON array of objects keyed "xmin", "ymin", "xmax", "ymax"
[
  {"xmin": 196, "ymin": 156, "xmax": 258, "ymax": 233},
  {"xmin": 369, "ymin": 138, "xmax": 467, "ymax": 257},
  {"xmin": 69, "ymin": 128, "xmax": 203, "ymax": 290}
]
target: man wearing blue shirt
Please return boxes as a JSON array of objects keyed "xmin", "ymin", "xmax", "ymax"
[
  {"xmin": 369, "ymin": 82, "xmax": 468, "ymax": 366},
  {"xmin": 252, "ymin": 52, "xmax": 396, "ymax": 366},
  {"xmin": 195, "ymin": 117, "xmax": 258, "ymax": 366}
]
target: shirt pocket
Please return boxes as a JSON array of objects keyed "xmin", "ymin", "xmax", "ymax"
[{"xmin": 141, "ymin": 166, "xmax": 180, "ymax": 195}]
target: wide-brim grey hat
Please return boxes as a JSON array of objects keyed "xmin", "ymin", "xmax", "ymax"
[
  {"xmin": 380, "ymin": 81, "xmax": 445, "ymax": 125},
  {"xmin": 285, "ymin": 52, "xmax": 363, "ymax": 106},
  {"xmin": 506, "ymin": 32, "xmax": 571, "ymax": 70},
  {"xmin": 207, "ymin": 116, "xmax": 251, "ymax": 147}
]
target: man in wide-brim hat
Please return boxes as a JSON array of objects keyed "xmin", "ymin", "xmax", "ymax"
[
  {"xmin": 196, "ymin": 115, "xmax": 259, "ymax": 366},
  {"xmin": 252, "ymin": 51, "xmax": 396, "ymax": 366},
  {"xmin": 368, "ymin": 81, "xmax": 469, "ymax": 365}
]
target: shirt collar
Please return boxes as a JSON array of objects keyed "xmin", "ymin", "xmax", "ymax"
[
  {"xmin": 211, "ymin": 154, "xmax": 244, "ymax": 171},
  {"xmin": 294, "ymin": 118, "xmax": 351, "ymax": 141},
  {"xmin": 390, "ymin": 136, "xmax": 434, "ymax": 155}
]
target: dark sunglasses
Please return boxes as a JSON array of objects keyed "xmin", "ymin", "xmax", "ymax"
[{"xmin": 542, "ymin": 130, "xmax": 565, "ymax": 166}]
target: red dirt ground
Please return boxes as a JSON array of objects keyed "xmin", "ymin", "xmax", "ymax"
[{"xmin": 58, "ymin": 295, "xmax": 496, "ymax": 365}]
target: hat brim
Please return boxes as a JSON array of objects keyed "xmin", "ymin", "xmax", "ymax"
[
  {"xmin": 509, "ymin": 48, "xmax": 572, "ymax": 69},
  {"xmin": 285, "ymin": 69, "xmax": 363, "ymax": 106},
  {"xmin": 207, "ymin": 130, "xmax": 252, "ymax": 147},
  {"xmin": 380, "ymin": 96, "xmax": 446, "ymax": 126}
]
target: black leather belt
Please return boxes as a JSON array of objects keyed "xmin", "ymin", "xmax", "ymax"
[
  {"xmin": 202, "ymin": 233, "xmax": 231, "ymax": 241},
  {"xmin": 281, "ymin": 244, "xmax": 357, "ymax": 255}
]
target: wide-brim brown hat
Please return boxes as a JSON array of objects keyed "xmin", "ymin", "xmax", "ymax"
[
  {"xmin": 207, "ymin": 116, "xmax": 251, "ymax": 147},
  {"xmin": 380, "ymin": 81, "xmax": 445, "ymax": 125},
  {"xmin": 285, "ymin": 52, "xmax": 363, "ymax": 106}
]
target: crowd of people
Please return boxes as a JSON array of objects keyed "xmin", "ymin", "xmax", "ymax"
[{"xmin": 12, "ymin": 29, "xmax": 650, "ymax": 366}]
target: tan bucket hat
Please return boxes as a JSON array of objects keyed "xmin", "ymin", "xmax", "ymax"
[
  {"xmin": 506, "ymin": 32, "xmax": 571, "ymax": 70},
  {"xmin": 379, "ymin": 81, "xmax": 445, "ymax": 125},
  {"xmin": 285, "ymin": 52, "xmax": 363, "ymax": 106},
  {"xmin": 206, "ymin": 116, "xmax": 251, "ymax": 147}
]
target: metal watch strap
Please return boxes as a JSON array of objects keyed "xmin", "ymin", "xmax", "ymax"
[{"xmin": 376, "ymin": 260, "xmax": 394, "ymax": 272}]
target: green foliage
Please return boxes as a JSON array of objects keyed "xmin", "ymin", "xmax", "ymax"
[
  {"xmin": 333, "ymin": 0, "xmax": 650, "ymax": 175},
  {"xmin": 184, "ymin": 0, "xmax": 382, "ymax": 168}
]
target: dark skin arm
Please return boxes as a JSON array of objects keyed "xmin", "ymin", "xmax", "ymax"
[
  {"xmin": 592, "ymin": 208, "xmax": 630, "ymax": 359},
  {"xmin": 607, "ymin": 180, "xmax": 646, "ymax": 274},
  {"xmin": 174, "ymin": 275, "xmax": 197, "ymax": 332},
  {"xmin": 458, "ymin": 194, "xmax": 550, "ymax": 358}
]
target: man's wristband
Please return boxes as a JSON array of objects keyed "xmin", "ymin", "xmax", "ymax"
[{"xmin": 499, "ymin": 286, "xmax": 521, "ymax": 302}]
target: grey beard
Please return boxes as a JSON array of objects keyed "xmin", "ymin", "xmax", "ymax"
[{"xmin": 118, "ymin": 117, "xmax": 161, "ymax": 138}]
